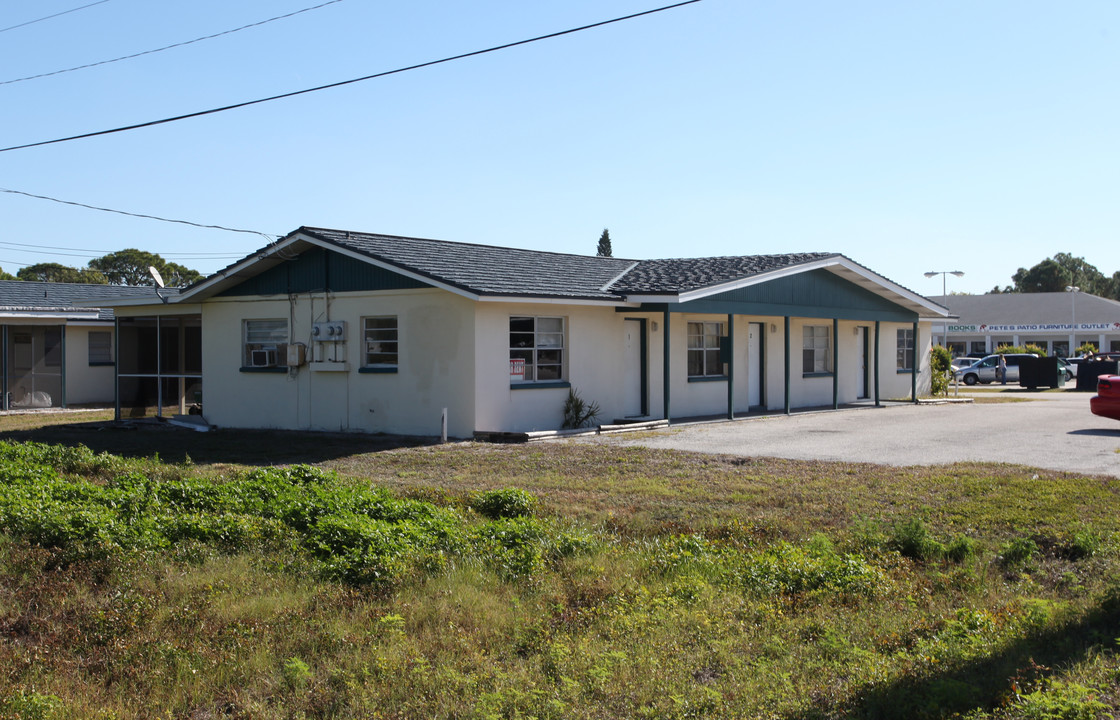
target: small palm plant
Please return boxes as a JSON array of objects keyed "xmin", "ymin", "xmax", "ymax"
[{"xmin": 561, "ymin": 387, "xmax": 601, "ymax": 429}]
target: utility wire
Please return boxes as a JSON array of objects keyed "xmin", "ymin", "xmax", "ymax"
[
  {"xmin": 0, "ymin": 240, "xmax": 241, "ymax": 259},
  {"xmin": 0, "ymin": 0, "xmax": 113, "ymax": 34},
  {"xmin": 0, "ymin": 187, "xmax": 278, "ymax": 242},
  {"xmin": 0, "ymin": 0, "xmax": 702, "ymax": 154},
  {"xmin": 1, "ymin": 0, "xmax": 346, "ymax": 87}
]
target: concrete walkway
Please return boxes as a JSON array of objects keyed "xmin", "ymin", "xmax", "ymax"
[{"xmin": 587, "ymin": 388, "xmax": 1120, "ymax": 478}]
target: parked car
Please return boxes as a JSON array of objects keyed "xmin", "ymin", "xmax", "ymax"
[
  {"xmin": 1056, "ymin": 356, "xmax": 1075, "ymax": 382},
  {"xmin": 1090, "ymin": 375, "xmax": 1120, "ymax": 421},
  {"xmin": 955, "ymin": 353, "xmax": 1038, "ymax": 385},
  {"xmin": 951, "ymin": 357, "xmax": 976, "ymax": 373}
]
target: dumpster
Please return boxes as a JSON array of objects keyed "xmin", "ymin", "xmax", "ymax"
[
  {"xmin": 1077, "ymin": 360, "xmax": 1119, "ymax": 392},
  {"xmin": 1018, "ymin": 356, "xmax": 1061, "ymax": 389}
]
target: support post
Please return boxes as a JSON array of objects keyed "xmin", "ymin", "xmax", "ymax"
[
  {"xmin": 663, "ymin": 308, "xmax": 671, "ymax": 423},
  {"xmin": 727, "ymin": 313, "xmax": 735, "ymax": 420},
  {"xmin": 874, "ymin": 321, "xmax": 881, "ymax": 407},
  {"xmin": 912, "ymin": 320, "xmax": 919, "ymax": 403},
  {"xmin": 114, "ymin": 318, "xmax": 121, "ymax": 421},
  {"xmin": 832, "ymin": 317, "xmax": 839, "ymax": 410},
  {"xmin": 784, "ymin": 316, "xmax": 791, "ymax": 415}
]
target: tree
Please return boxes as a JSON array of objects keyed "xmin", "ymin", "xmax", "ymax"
[
  {"xmin": 0, "ymin": 267, "xmax": 15, "ymax": 281},
  {"xmin": 17, "ymin": 263, "xmax": 107, "ymax": 284},
  {"xmin": 1001, "ymin": 253, "xmax": 1115, "ymax": 298},
  {"xmin": 88, "ymin": 249, "xmax": 201, "ymax": 287},
  {"xmin": 596, "ymin": 229, "xmax": 613, "ymax": 258},
  {"xmin": 1010, "ymin": 259, "xmax": 1071, "ymax": 293},
  {"xmin": 1051, "ymin": 252, "xmax": 1108, "ymax": 294},
  {"xmin": 161, "ymin": 261, "xmax": 203, "ymax": 287}
]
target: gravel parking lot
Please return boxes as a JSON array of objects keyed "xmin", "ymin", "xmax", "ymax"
[{"xmin": 591, "ymin": 389, "xmax": 1120, "ymax": 478}]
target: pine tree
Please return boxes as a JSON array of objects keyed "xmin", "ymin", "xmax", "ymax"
[{"xmin": 596, "ymin": 229, "xmax": 613, "ymax": 257}]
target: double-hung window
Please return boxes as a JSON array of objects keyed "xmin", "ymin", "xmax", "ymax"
[
  {"xmin": 243, "ymin": 319, "xmax": 287, "ymax": 368},
  {"xmin": 510, "ymin": 316, "xmax": 565, "ymax": 383},
  {"xmin": 687, "ymin": 322, "xmax": 725, "ymax": 377},
  {"xmin": 803, "ymin": 325, "xmax": 832, "ymax": 374},
  {"xmin": 89, "ymin": 331, "xmax": 113, "ymax": 365},
  {"xmin": 363, "ymin": 316, "xmax": 398, "ymax": 370},
  {"xmin": 897, "ymin": 328, "xmax": 915, "ymax": 372}
]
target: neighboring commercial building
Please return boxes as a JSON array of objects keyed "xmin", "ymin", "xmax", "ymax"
[
  {"xmin": 96, "ymin": 227, "xmax": 950, "ymax": 437},
  {"xmin": 0, "ymin": 280, "xmax": 164, "ymax": 409},
  {"xmin": 930, "ymin": 292, "xmax": 1120, "ymax": 358}
]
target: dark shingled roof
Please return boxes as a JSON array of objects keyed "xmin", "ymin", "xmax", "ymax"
[
  {"xmin": 301, "ymin": 227, "xmax": 835, "ymax": 299},
  {"xmin": 611, "ymin": 253, "xmax": 838, "ymax": 294},
  {"xmin": 304, "ymin": 227, "xmax": 637, "ymax": 299},
  {"xmin": 0, "ymin": 280, "xmax": 167, "ymax": 320}
]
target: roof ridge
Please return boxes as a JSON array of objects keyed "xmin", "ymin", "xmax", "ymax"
[{"xmin": 300, "ymin": 226, "xmax": 639, "ymax": 264}]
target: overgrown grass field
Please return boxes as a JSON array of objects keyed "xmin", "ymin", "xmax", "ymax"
[{"xmin": 1, "ymin": 422, "xmax": 1118, "ymax": 719}]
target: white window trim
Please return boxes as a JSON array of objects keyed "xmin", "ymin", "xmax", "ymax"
[
  {"xmin": 687, "ymin": 321, "xmax": 726, "ymax": 378},
  {"xmin": 243, "ymin": 319, "xmax": 288, "ymax": 368},
  {"xmin": 509, "ymin": 316, "xmax": 567, "ymax": 384},
  {"xmin": 89, "ymin": 330, "xmax": 113, "ymax": 365},
  {"xmin": 803, "ymin": 324, "xmax": 833, "ymax": 375},
  {"xmin": 897, "ymin": 328, "xmax": 915, "ymax": 372},
  {"xmin": 362, "ymin": 315, "xmax": 399, "ymax": 370}
]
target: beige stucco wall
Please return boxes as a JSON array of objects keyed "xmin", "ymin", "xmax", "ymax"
[
  {"xmin": 63, "ymin": 324, "xmax": 116, "ymax": 405},
  {"xmin": 473, "ymin": 302, "xmax": 638, "ymax": 433},
  {"xmin": 200, "ymin": 289, "xmax": 477, "ymax": 437},
  {"xmin": 104, "ymin": 294, "xmax": 935, "ymax": 435}
]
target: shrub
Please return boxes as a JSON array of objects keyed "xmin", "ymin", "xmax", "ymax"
[
  {"xmin": 472, "ymin": 488, "xmax": 538, "ymax": 519},
  {"xmin": 1000, "ymin": 536, "xmax": 1040, "ymax": 571},
  {"xmin": 889, "ymin": 518, "xmax": 976, "ymax": 563},
  {"xmin": 0, "ymin": 690, "xmax": 63, "ymax": 720},
  {"xmin": 931, "ymin": 345, "xmax": 953, "ymax": 396},
  {"xmin": 282, "ymin": 657, "xmax": 314, "ymax": 689},
  {"xmin": 738, "ymin": 540, "xmax": 884, "ymax": 598},
  {"xmin": 1061, "ymin": 527, "xmax": 1103, "ymax": 560}
]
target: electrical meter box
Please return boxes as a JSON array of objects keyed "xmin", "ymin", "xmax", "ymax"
[{"xmin": 311, "ymin": 321, "xmax": 346, "ymax": 342}]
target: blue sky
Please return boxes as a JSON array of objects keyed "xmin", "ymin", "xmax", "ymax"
[{"xmin": 1, "ymin": 0, "xmax": 1117, "ymax": 296}]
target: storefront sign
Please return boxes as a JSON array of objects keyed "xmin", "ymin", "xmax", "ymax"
[{"xmin": 943, "ymin": 322, "xmax": 1120, "ymax": 333}]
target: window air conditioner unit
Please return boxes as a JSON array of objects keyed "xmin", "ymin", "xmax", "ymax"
[{"xmin": 251, "ymin": 348, "xmax": 278, "ymax": 367}]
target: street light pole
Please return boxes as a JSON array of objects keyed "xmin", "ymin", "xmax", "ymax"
[
  {"xmin": 1066, "ymin": 285, "xmax": 1080, "ymax": 355},
  {"xmin": 925, "ymin": 270, "xmax": 965, "ymax": 351}
]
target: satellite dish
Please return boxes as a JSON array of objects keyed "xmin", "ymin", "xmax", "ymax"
[{"xmin": 148, "ymin": 266, "xmax": 165, "ymax": 288}]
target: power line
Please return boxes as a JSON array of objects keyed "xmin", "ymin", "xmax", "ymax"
[
  {"xmin": 0, "ymin": 186, "xmax": 278, "ymax": 241},
  {"xmin": 0, "ymin": 0, "xmax": 703, "ymax": 154},
  {"xmin": 1, "ymin": 0, "xmax": 346, "ymax": 87},
  {"xmin": 0, "ymin": 0, "xmax": 114, "ymax": 34},
  {"xmin": 0, "ymin": 241, "xmax": 242, "ymax": 260}
]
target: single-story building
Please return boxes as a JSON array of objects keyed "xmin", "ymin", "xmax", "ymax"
[
  {"xmin": 95, "ymin": 227, "xmax": 950, "ymax": 437},
  {"xmin": 930, "ymin": 292, "xmax": 1120, "ymax": 358},
  {"xmin": 0, "ymin": 280, "xmax": 166, "ymax": 409}
]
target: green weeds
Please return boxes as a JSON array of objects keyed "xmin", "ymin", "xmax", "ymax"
[{"xmin": 1, "ymin": 439, "xmax": 1118, "ymax": 718}]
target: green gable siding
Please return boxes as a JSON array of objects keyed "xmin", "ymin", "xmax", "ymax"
[
  {"xmin": 218, "ymin": 248, "xmax": 430, "ymax": 297},
  {"xmin": 668, "ymin": 269, "xmax": 918, "ymax": 321}
]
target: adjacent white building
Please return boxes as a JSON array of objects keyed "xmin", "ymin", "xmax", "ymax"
[
  {"xmin": 0, "ymin": 281, "xmax": 162, "ymax": 409},
  {"xmin": 98, "ymin": 227, "xmax": 951, "ymax": 437},
  {"xmin": 930, "ymin": 292, "xmax": 1120, "ymax": 358}
]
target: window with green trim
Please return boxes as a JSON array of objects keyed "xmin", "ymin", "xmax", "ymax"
[
  {"xmin": 89, "ymin": 331, "xmax": 112, "ymax": 364},
  {"xmin": 510, "ymin": 316, "xmax": 565, "ymax": 383},
  {"xmin": 803, "ymin": 325, "xmax": 832, "ymax": 374},
  {"xmin": 363, "ymin": 316, "xmax": 398, "ymax": 368},
  {"xmin": 687, "ymin": 321, "xmax": 725, "ymax": 377},
  {"xmin": 897, "ymin": 328, "xmax": 915, "ymax": 371},
  {"xmin": 243, "ymin": 319, "xmax": 287, "ymax": 368}
]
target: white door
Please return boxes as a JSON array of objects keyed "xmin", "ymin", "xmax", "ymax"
[
  {"xmin": 623, "ymin": 320, "xmax": 643, "ymax": 416},
  {"xmin": 748, "ymin": 323, "xmax": 762, "ymax": 408}
]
